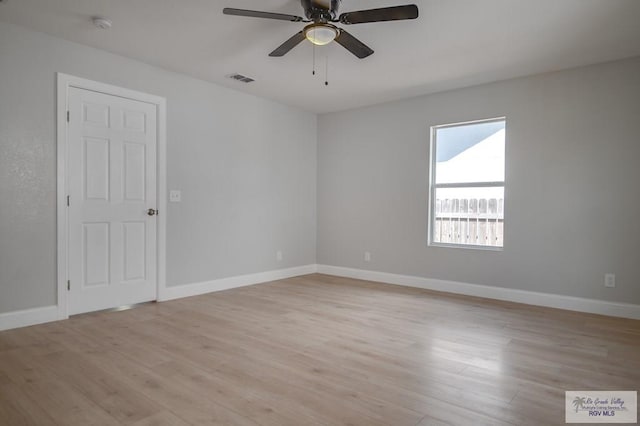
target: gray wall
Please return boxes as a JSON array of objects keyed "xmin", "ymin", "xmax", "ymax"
[
  {"xmin": 317, "ymin": 56, "xmax": 640, "ymax": 304},
  {"xmin": 0, "ymin": 22, "xmax": 317, "ymax": 313},
  {"xmin": 2, "ymin": 20, "xmax": 639, "ymax": 315}
]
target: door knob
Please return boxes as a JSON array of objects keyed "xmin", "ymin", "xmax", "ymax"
[{"xmin": 147, "ymin": 208, "xmax": 158, "ymax": 216}]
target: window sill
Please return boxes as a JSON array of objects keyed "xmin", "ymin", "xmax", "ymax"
[{"xmin": 429, "ymin": 242, "xmax": 503, "ymax": 251}]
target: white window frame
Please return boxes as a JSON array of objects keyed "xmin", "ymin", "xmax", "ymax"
[{"xmin": 428, "ymin": 117, "xmax": 506, "ymax": 250}]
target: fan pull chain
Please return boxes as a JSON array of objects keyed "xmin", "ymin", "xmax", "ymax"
[
  {"xmin": 325, "ymin": 55, "xmax": 329, "ymax": 86},
  {"xmin": 312, "ymin": 43, "xmax": 316, "ymax": 75}
]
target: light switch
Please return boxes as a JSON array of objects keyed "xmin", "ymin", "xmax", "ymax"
[{"xmin": 169, "ymin": 190, "xmax": 181, "ymax": 203}]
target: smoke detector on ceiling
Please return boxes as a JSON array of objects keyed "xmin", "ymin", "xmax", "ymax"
[{"xmin": 92, "ymin": 17, "xmax": 112, "ymax": 30}]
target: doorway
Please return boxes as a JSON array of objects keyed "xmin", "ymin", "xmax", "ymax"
[{"xmin": 57, "ymin": 74, "xmax": 166, "ymax": 317}]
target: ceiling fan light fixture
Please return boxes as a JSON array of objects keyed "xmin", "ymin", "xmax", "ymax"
[{"xmin": 304, "ymin": 23, "xmax": 338, "ymax": 46}]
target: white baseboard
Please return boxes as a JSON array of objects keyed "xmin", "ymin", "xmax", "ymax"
[
  {"xmin": 0, "ymin": 305, "xmax": 60, "ymax": 331},
  {"xmin": 158, "ymin": 264, "xmax": 318, "ymax": 302},
  {"xmin": 3, "ymin": 264, "xmax": 636, "ymax": 331},
  {"xmin": 316, "ymin": 265, "xmax": 640, "ymax": 320},
  {"xmin": 0, "ymin": 265, "xmax": 318, "ymax": 331}
]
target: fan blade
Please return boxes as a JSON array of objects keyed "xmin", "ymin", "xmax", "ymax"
[
  {"xmin": 335, "ymin": 30, "xmax": 374, "ymax": 59},
  {"xmin": 269, "ymin": 31, "xmax": 306, "ymax": 57},
  {"xmin": 223, "ymin": 8, "xmax": 304, "ymax": 22},
  {"xmin": 339, "ymin": 5, "xmax": 418, "ymax": 25}
]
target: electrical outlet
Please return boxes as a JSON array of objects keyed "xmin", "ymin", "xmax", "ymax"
[
  {"xmin": 364, "ymin": 251, "xmax": 371, "ymax": 262},
  {"xmin": 604, "ymin": 273, "xmax": 615, "ymax": 288},
  {"xmin": 276, "ymin": 250, "xmax": 283, "ymax": 262},
  {"xmin": 169, "ymin": 190, "xmax": 181, "ymax": 202}
]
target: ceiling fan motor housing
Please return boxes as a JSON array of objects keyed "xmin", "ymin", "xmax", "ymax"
[{"xmin": 301, "ymin": 0, "xmax": 341, "ymax": 21}]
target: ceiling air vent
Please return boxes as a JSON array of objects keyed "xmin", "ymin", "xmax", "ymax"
[{"xmin": 228, "ymin": 73, "xmax": 255, "ymax": 83}]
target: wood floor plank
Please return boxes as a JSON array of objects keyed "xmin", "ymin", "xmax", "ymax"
[
  {"xmin": 83, "ymin": 349, "xmax": 260, "ymax": 426},
  {"xmin": 0, "ymin": 273, "xmax": 639, "ymax": 425},
  {"xmin": 37, "ymin": 350, "xmax": 164, "ymax": 425},
  {"xmin": 0, "ymin": 382, "xmax": 59, "ymax": 426},
  {"xmin": 130, "ymin": 410, "xmax": 191, "ymax": 426},
  {"xmin": 0, "ymin": 351, "xmax": 122, "ymax": 425}
]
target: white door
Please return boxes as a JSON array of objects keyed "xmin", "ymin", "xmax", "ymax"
[{"xmin": 67, "ymin": 87, "xmax": 158, "ymax": 315}]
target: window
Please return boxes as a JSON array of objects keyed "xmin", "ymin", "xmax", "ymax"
[{"xmin": 429, "ymin": 118, "xmax": 505, "ymax": 249}]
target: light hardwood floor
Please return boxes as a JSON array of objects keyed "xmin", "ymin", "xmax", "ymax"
[{"xmin": 1, "ymin": 273, "xmax": 639, "ymax": 425}]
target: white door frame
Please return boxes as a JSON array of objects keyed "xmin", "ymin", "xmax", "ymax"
[{"xmin": 56, "ymin": 73, "xmax": 167, "ymax": 320}]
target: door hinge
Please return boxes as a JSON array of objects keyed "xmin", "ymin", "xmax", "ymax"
[
  {"xmin": 67, "ymin": 110, "xmax": 70, "ymax": 122},
  {"xmin": 67, "ymin": 195, "xmax": 70, "ymax": 206},
  {"xmin": 67, "ymin": 280, "xmax": 70, "ymax": 291}
]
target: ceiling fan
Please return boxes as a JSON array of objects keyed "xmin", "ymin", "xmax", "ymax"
[{"xmin": 223, "ymin": 0, "xmax": 419, "ymax": 59}]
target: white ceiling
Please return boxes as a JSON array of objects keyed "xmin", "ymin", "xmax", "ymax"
[{"xmin": 1, "ymin": 0, "xmax": 640, "ymax": 113}]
